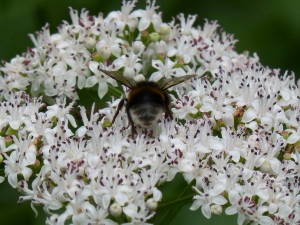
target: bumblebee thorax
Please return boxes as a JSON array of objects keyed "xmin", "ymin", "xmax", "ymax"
[{"xmin": 127, "ymin": 82, "xmax": 166, "ymax": 106}]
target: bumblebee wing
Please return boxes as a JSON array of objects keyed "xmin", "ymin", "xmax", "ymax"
[
  {"xmin": 99, "ymin": 69, "xmax": 136, "ymax": 89},
  {"xmin": 159, "ymin": 74, "xmax": 196, "ymax": 90}
]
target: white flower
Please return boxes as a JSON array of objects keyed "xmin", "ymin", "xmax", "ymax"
[
  {"xmin": 131, "ymin": 0, "xmax": 162, "ymax": 31},
  {"xmin": 111, "ymin": 50, "xmax": 143, "ymax": 78},
  {"xmin": 200, "ymin": 90, "xmax": 235, "ymax": 121},
  {"xmin": 106, "ymin": 0, "xmax": 138, "ymax": 32},
  {"xmin": 150, "ymin": 58, "xmax": 186, "ymax": 81},
  {"xmin": 86, "ymin": 61, "xmax": 118, "ymax": 98},
  {"xmin": 190, "ymin": 182, "xmax": 227, "ymax": 219},
  {"xmin": 167, "ymin": 35, "xmax": 197, "ymax": 64},
  {"xmin": 95, "ymin": 33, "xmax": 123, "ymax": 59}
]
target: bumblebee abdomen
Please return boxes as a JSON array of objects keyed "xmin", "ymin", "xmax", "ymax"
[
  {"xmin": 129, "ymin": 103, "xmax": 164, "ymax": 127},
  {"xmin": 126, "ymin": 82, "xmax": 171, "ymax": 128}
]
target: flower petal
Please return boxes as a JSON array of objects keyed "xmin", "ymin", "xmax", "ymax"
[
  {"xmin": 85, "ymin": 76, "xmax": 98, "ymax": 88},
  {"xmin": 242, "ymin": 108, "xmax": 257, "ymax": 123},
  {"xmin": 98, "ymin": 82, "xmax": 108, "ymax": 99}
]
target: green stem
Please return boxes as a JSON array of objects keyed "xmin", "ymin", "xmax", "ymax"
[
  {"xmin": 158, "ymin": 194, "xmax": 195, "ymax": 209},
  {"xmin": 109, "ymin": 85, "xmax": 123, "ymax": 97}
]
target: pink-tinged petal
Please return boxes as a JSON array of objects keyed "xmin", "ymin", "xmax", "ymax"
[{"xmin": 242, "ymin": 108, "xmax": 257, "ymax": 123}]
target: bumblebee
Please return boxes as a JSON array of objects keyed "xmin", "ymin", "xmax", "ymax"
[{"xmin": 100, "ymin": 69, "xmax": 196, "ymax": 137}]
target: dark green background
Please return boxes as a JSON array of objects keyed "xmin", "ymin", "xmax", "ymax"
[{"xmin": 0, "ymin": 0, "xmax": 299, "ymax": 224}]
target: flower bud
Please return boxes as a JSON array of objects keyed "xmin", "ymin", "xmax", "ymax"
[
  {"xmin": 109, "ymin": 202, "xmax": 122, "ymax": 217},
  {"xmin": 211, "ymin": 204, "xmax": 222, "ymax": 215},
  {"xmin": 97, "ymin": 45, "xmax": 111, "ymax": 60},
  {"xmin": 146, "ymin": 198, "xmax": 158, "ymax": 210},
  {"xmin": 149, "ymin": 32, "xmax": 160, "ymax": 42},
  {"xmin": 259, "ymin": 161, "xmax": 274, "ymax": 174},
  {"xmin": 132, "ymin": 41, "xmax": 145, "ymax": 55},
  {"xmin": 159, "ymin": 23, "xmax": 170, "ymax": 35},
  {"xmin": 134, "ymin": 74, "xmax": 146, "ymax": 82},
  {"xmin": 84, "ymin": 37, "xmax": 96, "ymax": 48}
]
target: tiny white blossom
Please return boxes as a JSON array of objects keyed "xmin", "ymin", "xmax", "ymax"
[{"xmin": 87, "ymin": 61, "xmax": 118, "ymax": 98}]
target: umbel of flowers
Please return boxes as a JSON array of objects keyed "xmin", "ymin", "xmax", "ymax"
[{"xmin": 0, "ymin": 1, "xmax": 299, "ymax": 224}]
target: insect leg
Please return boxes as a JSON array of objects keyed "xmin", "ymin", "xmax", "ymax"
[
  {"xmin": 111, "ymin": 98, "xmax": 126, "ymax": 125},
  {"xmin": 125, "ymin": 104, "xmax": 136, "ymax": 138},
  {"xmin": 164, "ymin": 106, "xmax": 173, "ymax": 120}
]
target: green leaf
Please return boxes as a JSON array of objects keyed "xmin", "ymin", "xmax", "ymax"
[{"xmin": 150, "ymin": 174, "xmax": 195, "ymax": 225}]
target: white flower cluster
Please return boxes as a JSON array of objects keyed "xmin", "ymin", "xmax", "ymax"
[{"xmin": 0, "ymin": 0, "xmax": 300, "ymax": 225}]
